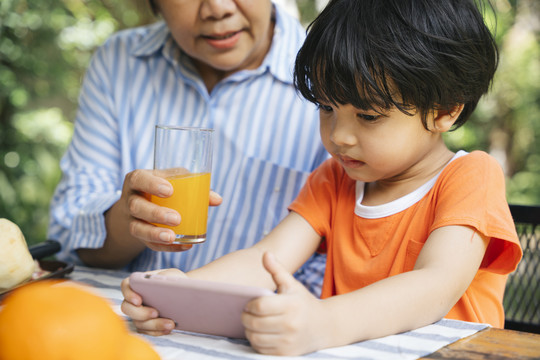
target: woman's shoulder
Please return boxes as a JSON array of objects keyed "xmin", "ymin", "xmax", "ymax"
[{"xmin": 97, "ymin": 21, "xmax": 168, "ymax": 56}]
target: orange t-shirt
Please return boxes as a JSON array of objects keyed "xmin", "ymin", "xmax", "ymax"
[{"xmin": 289, "ymin": 151, "xmax": 522, "ymax": 327}]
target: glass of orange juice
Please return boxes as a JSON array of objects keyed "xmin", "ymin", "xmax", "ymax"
[{"xmin": 150, "ymin": 125, "xmax": 214, "ymax": 244}]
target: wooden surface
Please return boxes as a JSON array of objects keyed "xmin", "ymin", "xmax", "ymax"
[{"xmin": 421, "ymin": 327, "xmax": 540, "ymax": 359}]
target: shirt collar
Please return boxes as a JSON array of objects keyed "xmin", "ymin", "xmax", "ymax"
[
  {"xmin": 130, "ymin": 3, "xmax": 299, "ymax": 85},
  {"xmin": 131, "ymin": 21, "xmax": 170, "ymax": 57},
  {"xmin": 259, "ymin": 2, "xmax": 300, "ymax": 84}
]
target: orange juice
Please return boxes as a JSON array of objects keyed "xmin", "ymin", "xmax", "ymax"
[{"xmin": 150, "ymin": 172, "xmax": 211, "ymax": 242}]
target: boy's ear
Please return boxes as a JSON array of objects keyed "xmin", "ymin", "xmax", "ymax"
[{"xmin": 433, "ymin": 104, "xmax": 465, "ymax": 133}]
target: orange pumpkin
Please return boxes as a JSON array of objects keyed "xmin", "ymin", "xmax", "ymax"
[
  {"xmin": 0, "ymin": 280, "xmax": 160, "ymax": 360},
  {"xmin": 120, "ymin": 333, "xmax": 162, "ymax": 360}
]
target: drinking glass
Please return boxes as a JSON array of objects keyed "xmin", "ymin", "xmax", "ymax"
[{"xmin": 150, "ymin": 125, "xmax": 214, "ymax": 243}]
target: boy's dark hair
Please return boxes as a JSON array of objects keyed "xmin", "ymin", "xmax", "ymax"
[
  {"xmin": 148, "ymin": 0, "xmax": 158, "ymax": 15},
  {"xmin": 294, "ymin": 0, "xmax": 499, "ymax": 129}
]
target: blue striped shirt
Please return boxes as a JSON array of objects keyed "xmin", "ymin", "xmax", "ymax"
[{"xmin": 48, "ymin": 3, "xmax": 328, "ymax": 292}]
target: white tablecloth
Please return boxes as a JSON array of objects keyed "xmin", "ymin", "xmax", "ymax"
[{"xmin": 69, "ymin": 266, "xmax": 489, "ymax": 360}]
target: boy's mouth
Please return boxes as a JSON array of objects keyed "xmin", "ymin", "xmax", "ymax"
[{"xmin": 337, "ymin": 154, "xmax": 365, "ymax": 169}]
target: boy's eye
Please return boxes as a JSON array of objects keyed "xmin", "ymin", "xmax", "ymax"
[
  {"xmin": 317, "ymin": 104, "xmax": 333, "ymax": 112},
  {"xmin": 357, "ymin": 113, "xmax": 381, "ymax": 121}
]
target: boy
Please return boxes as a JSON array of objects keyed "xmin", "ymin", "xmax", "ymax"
[{"xmin": 121, "ymin": 0, "xmax": 522, "ymax": 356}]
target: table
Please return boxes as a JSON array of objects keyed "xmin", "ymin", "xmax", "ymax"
[
  {"xmin": 421, "ymin": 327, "xmax": 540, "ymax": 359},
  {"xmin": 66, "ymin": 266, "xmax": 540, "ymax": 360}
]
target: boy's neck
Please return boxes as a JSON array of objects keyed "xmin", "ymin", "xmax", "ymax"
[{"xmin": 362, "ymin": 145, "xmax": 454, "ymax": 207}]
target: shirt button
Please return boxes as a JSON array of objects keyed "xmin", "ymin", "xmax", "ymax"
[{"xmin": 274, "ymin": 187, "xmax": 280, "ymax": 192}]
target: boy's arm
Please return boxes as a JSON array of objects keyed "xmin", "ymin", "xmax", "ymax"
[
  {"xmin": 187, "ymin": 211, "xmax": 322, "ymax": 289},
  {"xmin": 242, "ymin": 225, "xmax": 488, "ymax": 356},
  {"xmin": 333, "ymin": 226, "xmax": 488, "ymax": 340},
  {"xmin": 120, "ymin": 211, "xmax": 322, "ymax": 335}
]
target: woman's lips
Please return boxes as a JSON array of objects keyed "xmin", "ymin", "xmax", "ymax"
[{"xmin": 202, "ymin": 31, "xmax": 242, "ymax": 49}]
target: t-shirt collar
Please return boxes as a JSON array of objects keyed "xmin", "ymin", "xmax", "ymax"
[{"xmin": 354, "ymin": 150, "xmax": 469, "ymax": 219}]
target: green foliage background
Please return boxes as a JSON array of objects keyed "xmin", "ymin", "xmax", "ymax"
[{"xmin": 1, "ymin": 0, "xmax": 538, "ymax": 246}]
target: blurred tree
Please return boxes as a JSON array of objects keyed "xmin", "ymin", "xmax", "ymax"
[
  {"xmin": 0, "ymin": 0, "xmax": 155, "ymax": 245},
  {"xmin": 444, "ymin": 0, "xmax": 540, "ymax": 204},
  {"xmin": 0, "ymin": 0, "xmax": 538, "ymax": 247}
]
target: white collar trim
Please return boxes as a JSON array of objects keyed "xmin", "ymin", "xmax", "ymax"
[{"xmin": 354, "ymin": 151, "xmax": 468, "ymax": 219}]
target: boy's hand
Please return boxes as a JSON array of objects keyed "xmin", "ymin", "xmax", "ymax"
[
  {"xmin": 120, "ymin": 268, "xmax": 186, "ymax": 336},
  {"xmin": 242, "ymin": 252, "xmax": 325, "ymax": 356}
]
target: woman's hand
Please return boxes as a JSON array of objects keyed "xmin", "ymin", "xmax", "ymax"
[
  {"xmin": 120, "ymin": 268, "xmax": 188, "ymax": 336},
  {"xmin": 112, "ymin": 169, "xmax": 222, "ymax": 253}
]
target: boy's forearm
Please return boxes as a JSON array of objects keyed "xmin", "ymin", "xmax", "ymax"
[
  {"xmin": 186, "ymin": 212, "xmax": 321, "ymax": 290},
  {"xmin": 318, "ymin": 226, "xmax": 487, "ymax": 348},
  {"xmin": 318, "ymin": 268, "xmax": 455, "ymax": 348},
  {"xmin": 187, "ymin": 247, "xmax": 277, "ymax": 290}
]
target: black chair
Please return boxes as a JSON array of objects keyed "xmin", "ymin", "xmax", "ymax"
[{"xmin": 503, "ymin": 204, "xmax": 540, "ymax": 333}]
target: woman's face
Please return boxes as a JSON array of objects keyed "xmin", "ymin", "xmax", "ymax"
[{"xmin": 156, "ymin": 0, "xmax": 274, "ymax": 76}]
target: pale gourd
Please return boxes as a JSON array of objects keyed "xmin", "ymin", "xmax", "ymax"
[{"xmin": 0, "ymin": 219, "xmax": 36, "ymax": 290}]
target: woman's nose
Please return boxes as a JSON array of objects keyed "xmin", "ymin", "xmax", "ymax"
[{"xmin": 200, "ymin": 0, "xmax": 237, "ymax": 20}]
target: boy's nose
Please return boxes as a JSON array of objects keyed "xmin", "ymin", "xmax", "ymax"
[
  {"xmin": 200, "ymin": 0, "xmax": 237, "ymax": 20},
  {"xmin": 330, "ymin": 119, "xmax": 358, "ymax": 147}
]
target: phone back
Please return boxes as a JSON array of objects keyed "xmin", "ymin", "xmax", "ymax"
[{"xmin": 129, "ymin": 272, "xmax": 275, "ymax": 338}]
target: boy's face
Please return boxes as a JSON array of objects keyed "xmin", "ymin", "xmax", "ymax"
[
  {"xmin": 319, "ymin": 103, "xmax": 446, "ymax": 185},
  {"xmin": 156, "ymin": 0, "xmax": 273, "ymax": 76}
]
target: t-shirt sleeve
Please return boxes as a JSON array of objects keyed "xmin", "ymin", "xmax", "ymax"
[
  {"xmin": 430, "ymin": 151, "xmax": 522, "ymax": 274},
  {"xmin": 288, "ymin": 159, "xmax": 342, "ymax": 239}
]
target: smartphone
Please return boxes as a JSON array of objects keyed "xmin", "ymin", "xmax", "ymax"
[{"xmin": 129, "ymin": 272, "xmax": 275, "ymax": 338}]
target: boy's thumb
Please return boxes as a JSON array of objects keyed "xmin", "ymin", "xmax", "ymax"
[{"xmin": 262, "ymin": 251, "xmax": 296, "ymax": 294}]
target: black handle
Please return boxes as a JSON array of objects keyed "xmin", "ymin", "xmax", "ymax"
[{"xmin": 29, "ymin": 240, "xmax": 61, "ymax": 260}]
